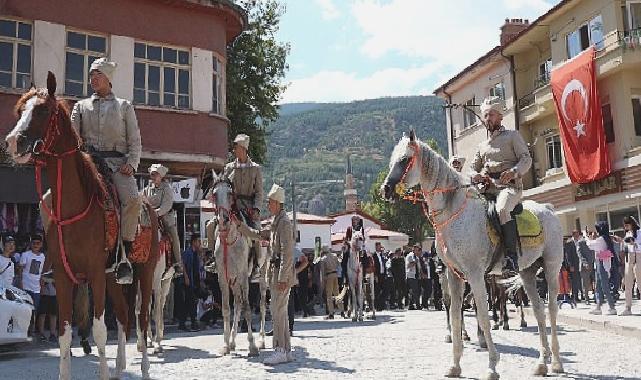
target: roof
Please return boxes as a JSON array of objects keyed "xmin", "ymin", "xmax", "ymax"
[
  {"xmin": 432, "ymin": 45, "xmax": 501, "ymax": 96},
  {"xmin": 433, "ymin": 0, "xmax": 574, "ymax": 96},
  {"xmin": 328, "ymin": 208, "xmax": 387, "ymax": 230},
  {"xmin": 164, "ymin": 0, "xmax": 247, "ymax": 41},
  {"xmin": 261, "ymin": 212, "xmax": 335, "ymax": 226},
  {"xmin": 330, "ymin": 227, "xmax": 409, "ymax": 243}
]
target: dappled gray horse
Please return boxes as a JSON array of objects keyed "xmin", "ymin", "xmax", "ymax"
[{"xmin": 382, "ymin": 132, "xmax": 563, "ymax": 380}]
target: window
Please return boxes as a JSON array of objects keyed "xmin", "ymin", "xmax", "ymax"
[
  {"xmin": 566, "ymin": 14, "xmax": 604, "ymax": 58},
  {"xmin": 632, "ymin": 96, "xmax": 641, "ymax": 136},
  {"xmin": 627, "ymin": 1, "xmax": 641, "ymax": 31},
  {"xmin": 212, "ymin": 57, "xmax": 223, "ymax": 114},
  {"xmin": 489, "ymin": 82, "xmax": 505, "ymax": 100},
  {"xmin": 538, "ymin": 58, "xmax": 552, "ymax": 87},
  {"xmin": 64, "ymin": 31, "xmax": 107, "ymax": 97},
  {"xmin": 602, "ymin": 103, "xmax": 615, "ymax": 143},
  {"xmin": 546, "ymin": 135, "xmax": 563, "ymax": 170},
  {"xmin": 463, "ymin": 97, "xmax": 477, "ymax": 128},
  {"xmin": 134, "ymin": 42, "xmax": 190, "ymax": 109},
  {"xmin": 0, "ymin": 19, "xmax": 32, "ymax": 89}
]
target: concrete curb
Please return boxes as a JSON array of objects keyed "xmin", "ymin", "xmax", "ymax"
[{"xmin": 522, "ymin": 306, "xmax": 641, "ymax": 340}]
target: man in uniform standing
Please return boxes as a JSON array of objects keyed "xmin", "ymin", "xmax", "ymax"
[
  {"xmin": 70, "ymin": 58, "xmax": 142, "ymax": 284},
  {"xmin": 223, "ymin": 134, "xmax": 263, "ymax": 278},
  {"xmin": 471, "ymin": 96, "xmax": 532, "ymax": 272},
  {"xmin": 263, "ymin": 184, "xmax": 295, "ymax": 364},
  {"xmin": 319, "ymin": 246, "xmax": 340, "ymax": 319}
]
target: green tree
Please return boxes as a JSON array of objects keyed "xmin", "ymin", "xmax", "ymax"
[
  {"xmin": 226, "ymin": 0, "xmax": 290, "ymax": 163},
  {"xmin": 361, "ymin": 138, "xmax": 441, "ymax": 243}
]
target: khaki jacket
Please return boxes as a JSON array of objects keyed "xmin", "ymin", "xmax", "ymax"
[
  {"xmin": 320, "ymin": 252, "xmax": 339, "ymax": 275},
  {"xmin": 71, "ymin": 93, "xmax": 142, "ymax": 172},
  {"xmin": 223, "ymin": 158, "xmax": 263, "ymax": 211},
  {"xmin": 142, "ymin": 181, "xmax": 176, "ymax": 227},
  {"xmin": 472, "ymin": 127, "xmax": 532, "ymax": 188}
]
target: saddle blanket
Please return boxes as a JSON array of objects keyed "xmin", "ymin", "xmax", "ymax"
[{"xmin": 516, "ymin": 209, "xmax": 542, "ymax": 238}]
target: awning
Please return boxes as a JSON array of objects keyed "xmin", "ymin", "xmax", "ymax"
[{"xmin": 0, "ymin": 166, "xmax": 48, "ymax": 204}]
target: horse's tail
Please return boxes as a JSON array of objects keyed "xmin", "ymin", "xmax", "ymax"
[
  {"xmin": 334, "ymin": 284, "xmax": 349, "ymax": 303},
  {"xmin": 496, "ymin": 274, "xmax": 524, "ymax": 298},
  {"xmin": 74, "ymin": 283, "xmax": 91, "ymax": 336}
]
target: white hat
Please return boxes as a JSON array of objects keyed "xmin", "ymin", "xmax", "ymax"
[
  {"xmin": 480, "ymin": 96, "xmax": 504, "ymax": 116},
  {"xmin": 233, "ymin": 134, "xmax": 250, "ymax": 150},
  {"xmin": 89, "ymin": 58, "xmax": 117, "ymax": 83},
  {"xmin": 267, "ymin": 183, "xmax": 285, "ymax": 204},
  {"xmin": 148, "ymin": 163, "xmax": 169, "ymax": 177},
  {"xmin": 449, "ymin": 155, "xmax": 466, "ymax": 166}
]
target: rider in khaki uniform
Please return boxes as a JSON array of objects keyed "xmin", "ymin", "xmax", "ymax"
[
  {"xmin": 142, "ymin": 164, "xmax": 183, "ymax": 277},
  {"xmin": 319, "ymin": 246, "xmax": 340, "ymax": 319},
  {"xmin": 224, "ymin": 134, "xmax": 263, "ymax": 277},
  {"xmin": 70, "ymin": 58, "xmax": 142, "ymax": 283},
  {"xmin": 471, "ymin": 96, "xmax": 532, "ymax": 272}
]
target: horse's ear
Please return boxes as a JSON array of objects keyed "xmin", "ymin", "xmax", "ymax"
[
  {"xmin": 409, "ymin": 129, "xmax": 416, "ymax": 142},
  {"xmin": 211, "ymin": 169, "xmax": 219, "ymax": 183},
  {"xmin": 29, "ymin": 81, "xmax": 36, "ymax": 90},
  {"xmin": 46, "ymin": 71, "xmax": 56, "ymax": 97}
]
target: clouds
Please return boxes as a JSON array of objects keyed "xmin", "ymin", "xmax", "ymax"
[
  {"xmin": 281, "ymin": 63, "xmax": 441, "ymax": 103},
  {"xmin": 281, "ymin": 0, "xmax": 557, "ymax": 103},
  {"xmin": 314, "ymin": 0, "xmax": 340, "ymax": 20}
]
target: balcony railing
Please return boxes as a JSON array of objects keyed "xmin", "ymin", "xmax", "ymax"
[
  {"xmin": 618, "ymin": 28, "xmax": 641, "ymax": 50},
  {"xmin": 518, "ymin": 74, "xmax": 550, "ymax": 110}
]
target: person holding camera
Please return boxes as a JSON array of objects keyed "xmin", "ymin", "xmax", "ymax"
[{"xmin": 621, "ymin": 216, "xmax": 641, "ymax": 316}]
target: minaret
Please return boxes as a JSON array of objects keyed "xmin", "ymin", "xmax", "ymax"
[{"xmin": 344, "ymin": 155, "xmax": 358, "ymax": 212}]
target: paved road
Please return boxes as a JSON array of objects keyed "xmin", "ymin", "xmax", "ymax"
[{"xmin": 0, "ymin": 308, "xmax": 639, "ymax": 379}]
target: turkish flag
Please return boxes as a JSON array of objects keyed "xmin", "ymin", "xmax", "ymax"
[{"xmin": 551, "ymin": 47, "xmax": 610, "ymax": 184}]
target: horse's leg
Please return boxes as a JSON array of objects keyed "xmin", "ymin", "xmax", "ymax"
[
  {"xmin": 90, "ymin": 276, "xmax": 110, "ymax": 380},
  {"xmin": 445, "ymin": 272, "xmax": 464, "ymax": 378},
  {"xmin": 258, "ymin": 275, "xmax": 267, "ymax": 349},
  {"xmin": 155, "ymin": 276, "xmax": 171, "ymax": 353},
  {"xmin": 544, "ymin": 259, "xmax": 564, "ymax": 374},
  {"xmin": 107, "ymin": 273, "xmax": 129, "ymax": 378},
  {"xmin": 442, "ymin": 276, "xmax": 453, "ymax": 343},
  {"xmin": 519, "ymin": 290, "xmax": 527, "ymax": 328},
  {"xmin": 475, "ymin": 303, "xmax": 487, "ymax": 349},
  {"xmin": 468, "ymin": 277, "xmax": 500, "ymax": 380},
  {"xmin": 138, "ymin": 266, "xmax": 153, "ymax": 379},
  {"xmin": 242, "ymin": 283, "xmax": 259, "ymax": 356},
  {"xmin": 220, "ymin": 284, "xmax": 232, "ymax": 355},
  {"xmin": 55, "ymin": 276, "xmax": 73, "ymax": 380},
  {"xmin": 230, "ymin": 288, "xmax": 242, "ymax": 351},
  {"xmin": 461, "ymin": 294, "xmax": 470, "ymax": 341},
  {"xmin": 520, "ymin": 267, "xmax": 551, "ymax": 376},
  {"xmin": 371, "ymin": 275, "xmax": 376, "ymax": 319},
  {"xmin": 501, "ymin": 290, "xmax": 509, "ymax": 331},
  {"xmin": 358, "ymin": 276, "xmax": 365, "ymax": 321},
  {"xmin": 350, "ymin": 278, "xmax": 358, "ymax": 322}
]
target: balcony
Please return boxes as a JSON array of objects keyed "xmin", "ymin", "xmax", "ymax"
[{"xmin": 518, "ymin": 75, "xmax": 553, "ymax": 124}]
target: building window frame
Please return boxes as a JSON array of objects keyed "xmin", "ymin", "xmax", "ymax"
[
  {"xmin": 489, "ymin": 82, "xmax": 505, "ymax": 100},
  {"xmin": 545, "ymin": 134, "xmax": 563, "ymax": 170},
  {"xmin": 463, "ymin": 96, "xmax": 477, "ymax": 129},
  {"xmin": 212, "ymin": 56, "xmax": 224, "ymax": 115},
  {"xmin": 602, "ymin": 103, "xmax": 615, "ymax": 143},
  {"xmin": 133, "ymin": 41, "xmax": 191, "ymax": 109},
  {"xmin": 64, "ymin": 29, "xmax": 108, "ymax": 98},
  {"xmin": 627, "ymin": 0, "xmax": 641, "ymax": 31},
  {"xmin": 631, "ymin": 95, "xmax": 641, "ymax": 137},
  {"xmin": 566, "ymin": 14, "xmax": 604, "ymax": 59},
  {"xmin": 537, "ymin": 58, "xmax": 552, "ymax": 88},
  {"xmin": 0, "ymin": 18, "xmax": 32, "ymax": 90}
]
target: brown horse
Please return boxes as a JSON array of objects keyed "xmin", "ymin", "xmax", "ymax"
[{"xmin": 5, "ymin": 72, "xmax": 157, "ymax": 380}]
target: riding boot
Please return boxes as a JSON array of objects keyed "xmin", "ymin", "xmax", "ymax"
[
  {"xmin": 500, "ymin": 220, "xmax": 520, "ymax": 273},
  {"xmin": 116, "ymin": 241, "xmax": 134, "ymax": 284}
]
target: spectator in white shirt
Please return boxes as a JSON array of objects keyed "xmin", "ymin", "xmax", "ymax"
[
  {"xmin": 18, "ymin": 234, "xmax": 46, "ymax": 322},
  {"xmin": 586, "ymin": 223, "xmax": 617, "ymax": 315},
  {"xmin": 0, "ymin": 235, "xmax": 16, "ymax": 288}
]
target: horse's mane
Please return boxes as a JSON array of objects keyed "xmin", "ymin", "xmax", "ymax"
[{"xmin": 16, "ymin": 89, "xmax": 108, "ymax": 203}]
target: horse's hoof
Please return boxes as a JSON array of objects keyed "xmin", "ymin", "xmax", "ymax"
[
  {"xmin": 219, "ymin": 346, "xmax": 231, "ymax": 356},
  {"xmin": 462, "ymin": 332, "xmax": 471, "ymax": 341},
  {"xmin": 479, "ymin": 341, "xmax": 488, "ymax": 349},
  {"xmin": 484, "ymin": 370, "xmax": 500, "ymax": 380},
  {"xmin": 258, "ymin": 340, "xmax": 265, "ymax": 349},
  {"xmin": 351, "ymin": 317, "xmax": 357, "ymax": 322},
  {"xmin": 358, "ymin": 316, "xmax": 364, "ymax": 322},
  {"xmin": 152, "ymin": 346, "xmax": 164, "ymax": 355},
  {"xmin": 502, "ymin": 324, "xmax": 509, "ymax": 331},
  {"xmin": 492, "ymin": 325, "xmax": 499, "ymax": 331},
  {"xmin": 520, "ymin": 321, "xmax": 527, "ymax": 328},
  {"xmin": 551, "ymin": 362, "xmax": 564, "ymax": 374},
  {"xmin": 445, "ymin": 366, "xmax": 462, "ymax": 378},
  {"xmin": 445, "ymin": 335, "xmax": 452, "ymax": 343},
  {"xmin": 532, "ymin": 363, "xmax": 548, "ymax": 376},
  {"xmin": 229, "ymin": 342, "xmax": 236, "ymax": 351},
  {"xmin": 136, "ymin": 342, "xmax": 144, "ymax": 353},
  {"xmin": 248, "ymin": 347, "xmax": 259, "ymax": 357}
]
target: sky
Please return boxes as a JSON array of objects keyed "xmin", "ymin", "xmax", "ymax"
[{"xmin": 276, "ymin": 0, "xmax": 559, "ymax": 104}]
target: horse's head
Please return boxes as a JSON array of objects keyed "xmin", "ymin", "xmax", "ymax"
[
  {"xmin": 5, "ymin": 72, "xmax": 72, "ymax": 164},
  {"xmin": 208, "ymin": 170, "xmax": 235, "ymax": 231},
  {"xmin": 381, "ymin": 130, "xmax": 422, "ymax": 201}
]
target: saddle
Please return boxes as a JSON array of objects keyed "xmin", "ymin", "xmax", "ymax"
[{"xmin": 484, "ymin": 195, "xmax": 543, "ymax": 273}]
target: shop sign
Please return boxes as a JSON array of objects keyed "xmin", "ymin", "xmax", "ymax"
[
  {"xmin": 171, "ymin": 178, "xmax": 198, "ymax": 203},
  {"xmin": 574, "ymin": 171, "xmax": 622, "ymax": 201}
]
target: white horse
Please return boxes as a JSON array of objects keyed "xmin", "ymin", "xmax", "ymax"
[
  {"xmin": 136, "ymin": 241, "xmax": 174, "ymax": 355},
  {"xmin": 382, "ymin": 132, "xmax": 564, "ymax": 380},
  {"xmin": 347, "ymin": 228, "xmax": 365, "ymax": 322},
  {"xmin": 209, "ymin": 173, "xmax": 259, "ymax": 357}
]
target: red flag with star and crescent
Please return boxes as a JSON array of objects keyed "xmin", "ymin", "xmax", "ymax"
[{"xmin": 551, "ymin": 46, "xmax": 610, "ymax": 184}]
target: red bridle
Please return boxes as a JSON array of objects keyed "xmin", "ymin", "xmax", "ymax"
[
  {"xmin": 210, "ymin": 189, "xmax": 240, "ymax": 285},
  {"xmin": 33, "ymin": 102, "xmax": 95, "ymax": 285}
]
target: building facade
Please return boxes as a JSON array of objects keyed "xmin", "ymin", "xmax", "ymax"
[
  {"xmin": 436, "ymin": 0, "xmax": 641, "ymax": 235},
  {"xmin": 0, "ymin": 0, "xmax": 245, "ymax": 248}
]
